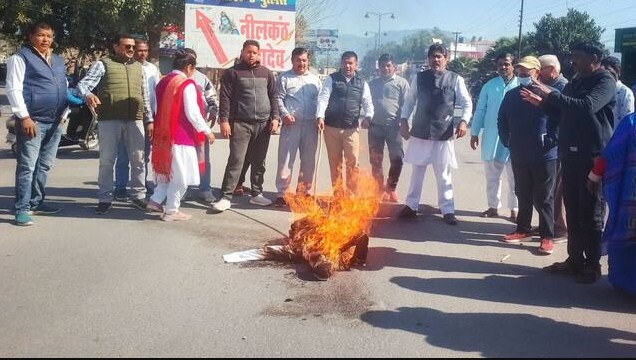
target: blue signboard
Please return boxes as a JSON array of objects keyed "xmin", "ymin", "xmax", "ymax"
[{"xmin": 185, "ymin": 0, "xmax": 296, "ymax": 12}]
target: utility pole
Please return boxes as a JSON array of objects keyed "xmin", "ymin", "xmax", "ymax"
[
  {"xmin": 453, "ymin": 31, "xmax": 461, "ymax": 60},
  {"xmin": 517, "ymin": 0, "xmax": 525, "ymax": 59},
  {"xmin": 365, "ymin": 12, "xmax": 395, "ymax": 54}
]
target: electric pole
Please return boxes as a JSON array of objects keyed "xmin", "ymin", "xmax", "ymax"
[
  {"xmin": 517, "ymin": 0, "xmax": 524, "ymax": 59},
  {"xmin": 453, "ymin": 31, "xmax": 461, "ymax": 60}
]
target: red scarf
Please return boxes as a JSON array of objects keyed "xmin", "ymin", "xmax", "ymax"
[{"xmin": 152, "ymin": 73, "xmax": 205, "ymax": 182}]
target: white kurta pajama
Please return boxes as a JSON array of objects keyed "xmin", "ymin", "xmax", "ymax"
[
  {"xmin": 151, "ymin": 71, "xmax": 212, "ymax": 214},
  {"xmin": 402, "ymin": 73, "xmax": 472, "ymax": 215}
]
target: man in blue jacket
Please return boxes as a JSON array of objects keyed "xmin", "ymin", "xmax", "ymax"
[
  {"xmin": 6, "ymin": 21, "xmax": 68, "ymax": 226},
  {"xmin": 498, "ymin": 56, "xmax": 558, "ymax": 255}
]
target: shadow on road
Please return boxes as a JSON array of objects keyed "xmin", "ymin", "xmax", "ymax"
[{"xmin": 360, "ymin": 307, "xmax": 636, "ymax": 357}]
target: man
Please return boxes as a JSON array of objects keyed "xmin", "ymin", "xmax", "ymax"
[
  {"xmin": 274, "ymin": 47, "xmax": 322, "ymax": 207},
  {"xmin": 539, "ymin": 54, "xmax": 569, "ymax": 242},
  {"xmin": 601, "ymin": 56, "xmax": 635, "ymax": 127},
  {"xmin": 399, "ymin": 44, "xmax": 473, "ymax": 225},
  {"xmin": 75, "ymin": 34, "xmax": 155, "ymax": 214},
  {"xmin": 6, "ymin": 21, "xmax": 68, "ymax": 226},
  {"xmin": 538, "ymin": 55, "xmax": 568, "ymax": 92},
  {"xmin": 114, "ymin": 39, "xmax": 160, "ymax": 201},
  {"xmin": 209, "ymin": 40, "xmax": 280, "ymax": 213},
  {"xmin": 316, "ymin": 51, "xmax": 374, "ymax": 194},
  {"xmin": 498, "ymin": 56, "xmax": 559, "ymax": 256},
  {"xmin": 470, "ymin": 53, "xmax": 519, "ymax": 222},
  {"xmin": 521, "ymin": 42, "xmax": 616, "ymax": 284},
  {"xmin": 368, "ymin": 53, "xmax": 410, "ymax": 203}
]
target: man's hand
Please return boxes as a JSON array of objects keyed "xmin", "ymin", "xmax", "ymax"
[
  {"xmin": 207, "ymin": 131, "xmax": 216, "ymax": 144},
  {"xmin": 283, "ymin": 114, "xmax": 295, "ymax": 126},
  {"xmin": 85, "ymin": 93, "xmax": 101, "ymax": 108},
  {"xmin": 587, "ymin": 178, "xmax": 600, "ymax": 195},
  {"xmin": 21, "ymin": 117, "xmax": 37, "ymax": 139},
  {"xmin": 470, "ymin": 135, "xmax": 479, "ymax": 150},
  {"xmin": 530, "ymin": 78, "xmax": 553, "ymax": 97},
  {"xmin": 269, "ymin": 119, "xmax": 280, "ymax": 134},
  {"xmin": 220, "ymin": 121, "xmax": 232, "ymax": 138},
  {"xmin": 208, "ymin": 114, "xmax": 217, "ymax": 128},
  {"xmin": 520, "ymin": 88, "xmax": 543, "ymax": 107},
  {"xmin": 361, "ymin": 117, "xmax": 370, "ymax": 129},
  {"xmin": 316, "ymin": 117, "xmax": 325, "ymax": 132},
  {"xmin": 145, "ymin": 122, "xmax": 154, "ymax": 141},
  {"xmin": 400, "ymin": 120, "xmax": 410, "ymax": 140},
  {"xmin": 455, "ymin": 121, "xmax": 467, "ymax": 139}
]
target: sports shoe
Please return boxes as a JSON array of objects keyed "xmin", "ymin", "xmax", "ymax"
[
  {"xmin": 538, "ymin": 238, "xmax": 554, "ymax": 255},
  {"xmin": 131, "ymin": 198, "xmax": 148, "ymax": 211},
  {"xmin": 95, "ymin": 202, "xmax": 112, "ymax": 215},
  {"xmin": 208, "ymin": 198, "xmax": 231, "ymax": 214},
  {"xmin": 199, "ymin": 190, "xmax": 216, "ymax": 204},
  {"xmin": 274, "ymin": 197, "xmax": 288, "ymax": 207},
  {"xmin": 502, "ymin": 231, "xmax": 532, "ymax": 243},
  {"xmin": 15, "ymin": 213, "xmax": 34, "ymax": 226},
  {"xmin": 162, "ymin": 211, "xmax": 193, "ymax": 222},
  {"xmin": 31, "ymin": 204, "xmax": 61, "ymax": 215},
  {"xmin": 480, "ymin": 208, "xmax": 499, "ymax": 218},
  {"xmin": 443, "ymin": 213, "xmax": 458, "ymax": 226},
  {"xmin": 114, "ymin": 188, "xmax": 129, "ymax": 201},
  {"xmin": 398, "ymin": 206, "xmax": 417, "ymax": 219},
  {"xmin": 250, "ymin": 194, "xmax": 272, "ymax": 206},
  {"xmin": 147, "ymin": 200, "xmax": 163, "ymax": 213}
]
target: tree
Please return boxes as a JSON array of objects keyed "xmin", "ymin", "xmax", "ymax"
[{"xmin": 448, "ymin": 57, "xmax": 477, "ymax": 80}]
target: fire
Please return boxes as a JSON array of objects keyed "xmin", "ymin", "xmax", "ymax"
[{"xmin": 284, "ymin": 172, "xmax": 380, "ymax": 270}]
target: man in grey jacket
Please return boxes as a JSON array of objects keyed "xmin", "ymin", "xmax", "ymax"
[{"xmin": 274, "ymin": 47, "xmax": 322, "ymax": 206}]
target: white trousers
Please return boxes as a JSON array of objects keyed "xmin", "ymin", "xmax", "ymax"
[
  {"xmin": 405, "ymin": 163, "xmax": 454, "ymax": 215},
  {"xmin": 485, "ymin": 161, "xmax": 518, "ymax": 211},
  {"xmin": 150, "ymin": 145, "xmax": 200, "ymax": 214}
]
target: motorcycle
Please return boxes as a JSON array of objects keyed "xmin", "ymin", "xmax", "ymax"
[{"xmin": 5, "ymin": 89, "xmax": 98, "ymax": 156}]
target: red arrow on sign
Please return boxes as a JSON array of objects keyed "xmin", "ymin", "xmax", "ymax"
[{"xmin": 196, "ymin": 10, "xmax": 229, "ymax": 65}]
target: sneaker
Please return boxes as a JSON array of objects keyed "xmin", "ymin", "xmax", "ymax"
[
  {"xmin": 274, "ymin": 197, "xmax": 288, "ymax": 207},
  {"xmin": 147, "ymin": 200, "xmax": 163, "ymax": 213},
  {"xmin": 95, "ymin": 202, "xmax": 112, "ymax": 215},
  {"xmin": 576, "ymin": 264, "xmax": 602, "ymax": 284},
  {"xmin": 199, "ymin": 190, "xmax": 216, "ymax": 204},
  {"xmin": 250, "ymin": 194, "xmax": 273, "ymax": 206},
  {"xmin": 31, "ymin": 204, "xmax": 61, "ymax": 215},
  {"xmin": 510, "ymin": 210, "xmax": 518, "ymax": 223},
  {"xmin": 443, "ymin": 213, "xmax": 458, "ymax": 226},
  {"xmin": 114, "ymin": 188, "xmax": 129, "ymax": 201},
  {"xmin": 385, "ymin": 190, "xmax": 399, "ymax": 203},
  {"xmin": 502, "ymin": 231, "xmax": 532, "ymax": 243},
  {"xmin": 131, "ymin": 198, "xmax": 148, "ymax": 211},
  {"xmin": 15, "ymin": 213, "xmax": 34, "ymax": 226},
  {"xmin": 162, "ymin": 211, "xmax": 193, "ymax": 222},
  {"xmin": 208, "ymin": 198, "xmax": 231, "ymax": 214},
  {"xmin": 538, "ymin": 238, "xmax": 554, "ymax": 255},
  {"xmin": 398, "ymin": 206, "xmax": 417, "ymax": 219},
  {"xmin": 543, "ymin": 260, "xmax": 581, "ymax": 275},
  {"xmin": 480, "ymin": 208, "xmax": 499, "ymax": 218}
]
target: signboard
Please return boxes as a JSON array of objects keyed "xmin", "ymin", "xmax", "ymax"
[
  {"xmin": 615, "ymin": 27, "xmax": 636, "ymax": 53},
  {"xmin": 159, "ymin": 24, "xmax": 185, "ymax": 56},
  {"xmin": 300, "ymin": 29, "xmax": 339, "ymax": 54},
  {"xmin": 185, "ymin": 0, "xmax": 296, "ymax": 70}
]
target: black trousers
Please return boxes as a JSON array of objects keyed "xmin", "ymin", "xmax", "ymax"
[
  {"xmin": 221, "ymin": 121, "xmax": 271, "ymax": 199},
  {"xmin": 562, "ymin": 158, "xmax": 605, "ymax": 268},
  {"xmin": 368, "ymin": 124, "xmax": 404, "ymax": 191},
  {"xmin": 511, "ymin": 159, "xmax": 557, "ymax": 238}
]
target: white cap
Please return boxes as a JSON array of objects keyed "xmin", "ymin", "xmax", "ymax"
[{"xmin": 539, "ymin": 54, "xmax": 561, "ymax": 74}]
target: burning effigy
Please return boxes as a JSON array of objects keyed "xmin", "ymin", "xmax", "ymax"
[{"xmin": 223, "ymin": 174, "xmax": 380, "ymax": 280}]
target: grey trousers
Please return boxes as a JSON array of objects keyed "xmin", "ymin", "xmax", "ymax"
[
  {"xmin": 98, "ymin": 120, "xmax": 146, "ymax": 202},
  {"xmin": 276, "ymin": 123, "xmax": 318, "ymax": 196}
]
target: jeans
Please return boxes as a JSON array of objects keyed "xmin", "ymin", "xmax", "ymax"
[{"xmin": 14, "ymin": 121, "xmax": 63, "ymax": 214}]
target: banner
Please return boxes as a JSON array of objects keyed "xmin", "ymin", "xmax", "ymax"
[
  {"xmin": 159, "ymin": 24, "xmax": 185, "ymax": 56},
  {"xmin": 301, "ymin": 29, "xmax": 338, "ymax": 54},
  {"xmin": 185, "ymin": 0, "xmax": 296, "ymax": 70}
]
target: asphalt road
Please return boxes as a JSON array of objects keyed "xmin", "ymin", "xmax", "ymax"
[{"xmin": 1, "ymin": 84, "xmax": 635, "ymax": 357}]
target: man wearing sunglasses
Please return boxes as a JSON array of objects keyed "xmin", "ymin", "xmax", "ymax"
[{"xmin": 75, "ymin": 34, "xmax": 154, "ymax": 215}]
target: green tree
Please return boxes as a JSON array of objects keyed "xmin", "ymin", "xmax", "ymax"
[{"xmin": 448, "ymin": 57, "xmax": 477, "ymax": 80}]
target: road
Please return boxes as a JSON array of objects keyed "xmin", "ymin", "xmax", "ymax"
[{"xmin": 1, "ymin": 84, "xmax": 635, "ymax": 357}]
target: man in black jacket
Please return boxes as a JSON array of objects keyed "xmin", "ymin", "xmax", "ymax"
[{"xmin": 521, "ymin": 42, "xmax": 616, "ymax": 284}]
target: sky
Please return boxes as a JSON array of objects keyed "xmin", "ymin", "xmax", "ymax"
[{"xmin": 319, "ymin": 0, "xmax": 636, "ymax": 49}]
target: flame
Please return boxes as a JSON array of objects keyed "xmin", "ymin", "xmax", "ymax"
[{"xmin": 284, "ymin": 172, "xmax": 380, "ymax": 267}]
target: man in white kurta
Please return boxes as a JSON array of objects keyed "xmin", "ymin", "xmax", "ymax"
[
  {"xmin": 470, "ymin": 53, "xmax": 519, "ymax": 222},
  {"xmin": 399, "ymin": 45, "xmax": 472, "ymax": 225}
]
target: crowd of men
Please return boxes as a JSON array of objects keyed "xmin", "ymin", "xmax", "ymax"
[{"xmin": 6, "ymin": 20, "xmax": 636, "ymax": 288}]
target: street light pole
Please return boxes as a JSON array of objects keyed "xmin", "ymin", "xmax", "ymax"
[{"xmin": 365, "ymin": 11, "xmax": 395, "ymax": 54}]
